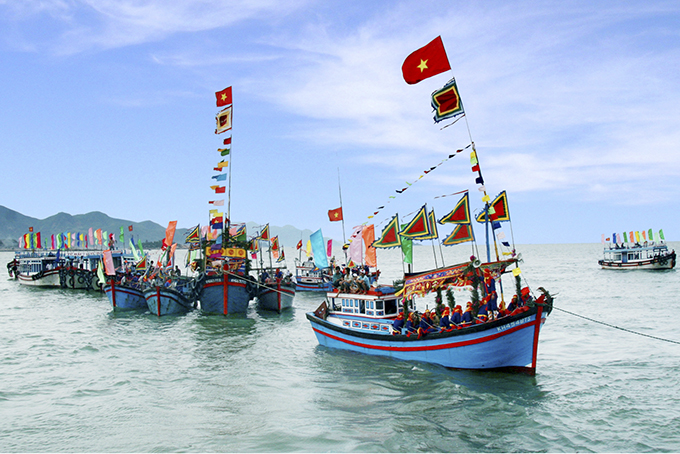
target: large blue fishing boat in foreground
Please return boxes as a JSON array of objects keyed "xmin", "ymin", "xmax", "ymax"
[{"xmin": 307, "ymin": 261, "xmax": 553, "ymax": 375}]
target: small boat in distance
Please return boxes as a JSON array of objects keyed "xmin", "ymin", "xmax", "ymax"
[
  {"xmin": 255, "ymin": 269, "xmax": 295, "ymax": 312},
  {"xmin": 294, "ymin": 258, "xmax": 332, "ymax": 292},
  {"xmin": 599, "ymin": 242, "xmax": 676, "ymax": 270}
]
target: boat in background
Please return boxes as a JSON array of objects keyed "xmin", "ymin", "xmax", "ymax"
[
  {"xmin": 196, "ymin": 269, "xmax": 252, "ymax": 315},
  {"xmin": 144, "ymin": 278, "xmax": 196, "ymax": 316},
  {"xmin": 294, "ymin": 258, "xmax": 332, "ymax": 292},
  {"xmin": 255, "ymin": 271, "xmax": 295, "ymax": 312},
  {"xmin": 16, "ymin": 251, "xmax": 62, "ymax": 287},
  {"xmin": 599, "ymin": 239, "xmax": 675, "ymax": 270}
]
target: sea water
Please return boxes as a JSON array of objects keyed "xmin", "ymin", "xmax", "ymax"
[{"xmin": 1, "ymin": 243, "xmax": 680, "ymax": 452}]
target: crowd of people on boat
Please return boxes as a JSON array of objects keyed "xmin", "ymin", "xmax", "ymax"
[
  {"xmin": 392, "ymin": 286, "xmax": 535, "ymax": 337},
  {"xmin": 259, "ymin": 267, "xmax": 293, "ymax": 285},
  {"xmin": 330, "ymin": 265, "xmax": 376, "ymax": 294}
]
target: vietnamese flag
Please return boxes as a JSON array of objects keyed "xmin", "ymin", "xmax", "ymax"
[
  {"xmin": 215, "ymin": 86, "xmax": 232, "ymax": 107},
  {"xmin": 296, "ymin": 240, "xmax": 302, "ymax": 250},
  {"xmin": 402, "ymin": 36, "xmax": 451, "ymax": 85},
  {"xmin": 328, "ymin": 207, "xmax": 343, "ymax": 222}
]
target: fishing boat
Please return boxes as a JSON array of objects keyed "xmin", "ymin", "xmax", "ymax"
[
  {"xmin": 195, "ymin": 269, "xmax": 253, "ymax": 315},
  {"xmin": 255, "ymin": 272, "xmax": 296, "ymax": 312},
  {"xmin": 103, "ymin": 278, "xmax": 146, "ymax": 311},
  {"xmin": 15, "ymin": 251, "xmax": 62, "ymax": 287},
  {"xmin": 308, "ymin": 261, "xmax": 553, "ymax": 374},
  {"xmin": 599, "ymin": 241, "xmax": 675, "ymax": 270},
  {"xmin": 293, "ymin": 258, "xmax": 333, "ymax": 292},
  {"xmin": 307, "ymin": 37, "xmax": 554, "ymax": 374},
  {"xmin": 143, "ymin": 277, "xmax": 196, "ymax": 316}
]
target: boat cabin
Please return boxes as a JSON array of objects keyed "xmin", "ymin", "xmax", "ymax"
[
  {"xmin": 603, "ymin": 243, "xmax": 669, "ymax": 264},
  {"xmin": 327, "ymin": 288, "xmax": 400, "ymax": 319}
]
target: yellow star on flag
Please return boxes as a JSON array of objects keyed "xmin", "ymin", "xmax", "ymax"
[
  {"xmin": 417, "ymin": 59, "xmax": 429, "ymax": 72},
  {"xmin": 221, "ymin": 93, "xmax": 228, "ymax": 102}
]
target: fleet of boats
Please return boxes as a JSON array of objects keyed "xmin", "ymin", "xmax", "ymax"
[{"xmin": 5, "ymin": 50, "xmax": 676, "ymax": 376}]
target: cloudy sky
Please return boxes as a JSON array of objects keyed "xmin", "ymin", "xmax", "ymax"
[{"xmin": 1, "ymin": 0, "xmax": 678, "ymax": 245}]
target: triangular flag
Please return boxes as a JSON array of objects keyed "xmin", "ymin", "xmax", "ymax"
[
  {"xmin": 439, "ymin": 192, "xmax": 471, "ymax": 224},
  {"xmin": 372, "ymin": 215, "xmax": 401, "ymax": 249},
  {"xmin": 442, "ymin": 224, "xmax": 475, "ymax": 246},
  {"xmin": 399, "ymin": 205, "xmax": 430, "ymax": 238}
]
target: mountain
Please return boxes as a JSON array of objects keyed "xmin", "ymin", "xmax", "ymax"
[{"xmin": 0, "ymin": 206, "xmax": 328, "ymax": 250}]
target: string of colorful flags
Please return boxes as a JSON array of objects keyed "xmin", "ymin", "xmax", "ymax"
[{"xmin": 603, "ymin": 229, "xmax": 666, "ymax": 244}]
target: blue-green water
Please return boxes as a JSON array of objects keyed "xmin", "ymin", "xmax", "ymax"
[{"xmin": 1, "ymin": 244, "xmax": 680, "ymax": 452}]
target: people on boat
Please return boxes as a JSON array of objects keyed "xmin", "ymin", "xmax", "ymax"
[
  {"xmin": 461, "ymin": 302, "xmax": 474, "ymax": 326},
  {"xmin": 275, "ymin": 268, "xmax": 283, "ymax": 280},
  {"xmin": 477, "ymin": 299, "xmax": 489, "ymax": 323},
  {"xmin": 392, "ymin": 312, "xmax": 404, "ymax": 335},
  {"xmin": 359, "ymin": 270, "xmax": 370, "ymax": 294},
  {"xmin": 439, "ymin": 307, "xmax": 452, "ymax": 331},
  {"xmin": 405, "ymin": 312, "xmax": 418, "ymax": 336},
  {"xmin": 451, "ymin": 305, "xmax": 463, "ymax": 327},
  {"xmin": 260, "ymin": 270, "xmax": 269, "ymax": 284},
  {"xmin": 417, "ymin": 311, "xmax": 437, "ymax": 338},
  {"xmin": 331, "ymin": 267, "xmax": 343, "ymax": 289},
  {"xmin": 508, "ymin": 295, "xmax": 518, "ymax": 313}
]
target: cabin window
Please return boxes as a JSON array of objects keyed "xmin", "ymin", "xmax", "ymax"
[
  {"xmin": 384, "ymin": 299, "xmax": 398, "ymax": 316},
  {"xmin": 359, "ymin": 300, "xmax": 365, "ymax": 314}
]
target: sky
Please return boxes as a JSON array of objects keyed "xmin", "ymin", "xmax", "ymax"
[{"xmin": 0, "ymin": 0, "xmax": 679, "ymax": 245}]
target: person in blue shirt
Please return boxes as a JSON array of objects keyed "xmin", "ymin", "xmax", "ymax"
[
  {"xmin": 451, "ymin": 305, "xmax": 462, "ymax": 327},
  {"xmin": 439, "ymin": 307, "xmax": 452, "ymax": 331},
  {"xmin": 405, "ymin": 312, "xmax": 418, "ymax": 336},
  {"xmin": 461, "ymin": 303, "xmax": 474, "ymax": 325},
  {"xmin": 392, "ymin": 312, "xmax": 404, "ymax": 335},
  {"xmin": 417, "ymin": 311, "xmax": 437, "ymax": 338}
]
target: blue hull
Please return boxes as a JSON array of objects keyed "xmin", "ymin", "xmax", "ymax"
[
  {"xmin": 257, "ymin": 282, "xmax": 295, "ymax": 312},
  {"xmin": 144, "ymin": 286, "xmax": 194, "ymax": 316},
  {"xmin": 295, "ymin": 281, "xmax": 333, "ymax": 292},
  {"xmin": 198, "ymin": 273, "xmax": 251, "ymax": 315},
  {"xmin": 104, "ymin": 283, "xmax": 146, "ymax": 311},
  {"xmin": 306, "ymin": 306, "xmax": 548, "ymax": 374}
]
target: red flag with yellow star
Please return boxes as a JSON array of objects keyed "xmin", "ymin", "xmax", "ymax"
[{"xmin": 402, "ymin": 36, "xmax": 451, "ymax": 85}]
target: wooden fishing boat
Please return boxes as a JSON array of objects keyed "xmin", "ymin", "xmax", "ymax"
[
  {"xmin": 294, "ymin": 260, "xmax": 333, "ymax": 292},
  {"xmin": 144, "ymin": 280, "xmax": 196, "ymax": 316},
  {"xmin": 195, "ymin": 270, "xmax": 252, "ymax": 315},
  {"xmin": 599, "ymin": 243, "xmax": 676, "ymax": 270},
  {"xmin": 256, "ymin": 276, "xmax": 295, "ymax": 312},
  {"xmin": 16, "ymin": 252, "xmax": 63, "ymax": 287},
  {"xmin": 104, "ymin": 279, "xmax": 146, "ymax": 311},
  {"xmin": 307, "ymin": 262, "xmax": 553, "ymax": 374},
  {"xmin": 307, "ymin": 38, "xmax": 554, "ymax": 374}
]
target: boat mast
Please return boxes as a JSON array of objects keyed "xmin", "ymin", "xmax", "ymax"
[{"xmin": 337, "ymin": 167, "xmax": 348, "ymax": 263}]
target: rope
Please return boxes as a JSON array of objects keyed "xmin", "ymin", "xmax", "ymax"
[{"xmin": 553, "ymin": 306, "xmax": 680, "ymax": 345}]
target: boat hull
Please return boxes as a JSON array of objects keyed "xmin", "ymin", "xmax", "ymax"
[
  {"xmin": 104, "ymin": 283, "xmax": 146, "ymax": 311},
  {"xmin": 599, "ymin": 255, "xmax": 676, "ymax": 270},
  {"xmin": 257, "ymin": 281, "xmax": 295, "ymax": 312},
  {"xmin": 144, "ymin": 286, "xmax": 195, "ymax": 316},
  {"xmin": 60, "ymin": 268, "xmax": 99, "ymax": 290},
  {"xmin": 197, "ymin": 273, "xmax": 251, "ymax": 315},
  {"xmin": 295, "ymin": 280, "xmax": 333, "ymax": 292},
  {"xmin": 18, "ymin": 268, "xmax": 62, "ymax": 287},
  {"xmin": 307, "ymin": 305, "xmax": 548, "ymax": 374}
]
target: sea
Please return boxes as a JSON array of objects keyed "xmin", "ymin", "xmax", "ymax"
[{"xmin": 1, "ymin": 243, "xmax": 680, "ymax": 453}]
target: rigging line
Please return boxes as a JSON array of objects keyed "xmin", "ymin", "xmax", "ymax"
[{"xmin": 552, "ymin": 305, "xmax": 680, "ymax": 345}]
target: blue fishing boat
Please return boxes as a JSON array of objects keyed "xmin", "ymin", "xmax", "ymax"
[
  {"xmin": 294, "ymin": 259, "xmax": 333, "ymax": 292},
  {"xmin": 144, "ymin": 278, "xmax": 196, "ymax": 316},
  {"xmin": 307, "ymin": 39, "xmax": 554, "ymax": 374},
  {"xmin": 307, "ymin": 262, "xmax": 553, "ymax": 374},
  {"xmin": 104, "ymin": 279, "xmax": 146, "ymax": 311},
  {"xmin": 256, "ymin": 275, "xmax": 295, "ymax": 312},
  {"xmin": 195, "ymin": 270, "xmax": 252, "ymax": 315}
]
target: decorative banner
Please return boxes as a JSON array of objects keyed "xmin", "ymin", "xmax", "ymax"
[
  {"xmin": 215, "ymin": 106, "xmax": 233, "ymax": 134},
  {"xmin": 348, "ymin": 225, "xmax": 364, "ymax": 265},
  {"xmin": 271, "ymin": 236, "xmax": 279, "ymax": 251},
  {"xmin": 475, "ymin": 191, "xmax": 510, "ymax": 223},
  {"xmin": 372, "ymin": 215, "xmax": 401, "ymax": 249},
  {"xmin": 217, "ymin": 160, "xmax": 228, "ymax": 168},
  {"xmin": 362, "ymin": 224, "xmax": 376, "ymax": 267},
  {"xmin": 223, "ymin": 247, "xmax": 246, "ymax": 258},
  {"xmin": 442, "ymin": 224, "xmax": 475, "ymax": 246},
  {"xmin": 260, "ymin": 224, "xmax": 270, "ymax": 241},
  {"xmin": 440, "ymin": 192, "xmax": 471, "ymax": 224},
  {"xmin": 326, "ymin": 239, "xmax": 333, "ymax": 257},
  {"xmin": 401, "ymin": 36, "xmax": 451, "ymax": 85},
  {"xmin": 310, "ymin": 229, "xmax": 329, "ymax": 269},
  {"xmin": 400, "ymin": 205, "xmax": 430, "ymax": 239},
  {"xmin": 185, "ymin": 224, "xmax": 200, "ymax": 244},
  {"xmin": 218, "ymin": 148, "xmax": 230, "ymax": 156},
  {"xmin": 103, "ymin": 249, "xmax": 115, "ymax": 276},
  {"xmin": 164, "ymin": 221, "xmax": 177, "ymax": 249},
  {"xmin": 368, "ymin": 145, "xmax": 470, "ymax": 221},
  {"xmin": 431, "ymin": 78, "xmax": 464, "ymax": 123},
  {"xmin": 215, "ymin": 86, "xmax": 233, "ymax": 107},
  {"xmin": 209, "ymin": 200, "xmax": 224, "ymax": 206}
]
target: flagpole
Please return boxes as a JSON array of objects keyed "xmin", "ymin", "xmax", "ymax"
[{"xmin": 337, "ymin": 167, "xmax": 348, "ymax": 263}]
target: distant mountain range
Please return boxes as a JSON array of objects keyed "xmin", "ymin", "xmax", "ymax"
[{"xmin": 0, "ymin": 205, "xmax": 321, "ymax": 250}]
